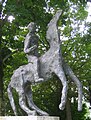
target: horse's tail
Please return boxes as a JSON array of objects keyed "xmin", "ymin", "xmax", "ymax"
[{"xmin": 7, "ymin": 83, "xmax": 17, "ymax": 115}]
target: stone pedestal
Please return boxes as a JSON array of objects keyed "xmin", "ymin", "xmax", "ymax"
[{"xmin": 0, "ymin": 116, "xmax": 59, "ymax": 120}]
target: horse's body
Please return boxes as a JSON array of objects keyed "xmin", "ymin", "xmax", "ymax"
[{"xmin": 7, "ymin": 10, "xmax": 82, "ymax": 116}]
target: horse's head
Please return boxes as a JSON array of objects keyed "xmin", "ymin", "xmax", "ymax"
[
  {"xmin": 54, "ymin": 10, "xmax": 63, "ymax": 20},
  {"xmin": 47, "ymin": 10, "xmax": 63, "ymax": 28},
  {"xmin": 46, "ymin": 10, "xmax": 63, "ymax": 46}
]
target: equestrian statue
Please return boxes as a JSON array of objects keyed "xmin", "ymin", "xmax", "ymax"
[{"xmin": 7, "ymin": 10, "xmax": 83, "ymax": 116}]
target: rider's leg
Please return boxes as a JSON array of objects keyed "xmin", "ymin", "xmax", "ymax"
[
  {"xmin": 33, "ymin": 57, "xmax": 44, "ymax": 83},
  {"xmin": 27, "ymin": 55, "xmax": 44, "ymax": 83}
]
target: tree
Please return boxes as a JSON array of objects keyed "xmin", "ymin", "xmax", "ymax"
[{"xmin": 0, "ymin": 1, "xmax": 6, "ymax": 115}]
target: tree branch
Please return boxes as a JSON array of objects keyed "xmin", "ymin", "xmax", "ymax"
[{"xmin": 3, "ymin": 50, "xmax": 18, "ymax": 63}]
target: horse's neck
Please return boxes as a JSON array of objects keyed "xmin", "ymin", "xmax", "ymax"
[
  {"xmin": 50, "ymin": 44, "xmax": 61, "ymax": 54},
  {"xmin": 41, "ymin": 10, "xmax": 62, "ymax": 59},
  {"xmin": 48, "ymin": 14, "xmax": 60, "ymax": 28},
  {"xmin": 44, "ymin": 44, "xmax": 61, "ymax": 57}
]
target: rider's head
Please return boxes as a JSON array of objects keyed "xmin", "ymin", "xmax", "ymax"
[{"xmin": 27, "ymin": 22, "xmax": 36, "ymax": 32}]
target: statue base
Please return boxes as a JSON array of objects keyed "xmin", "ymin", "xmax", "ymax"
[{"xmin": 0, "ymin": 116, "xmax": 59, "ymax": 120}]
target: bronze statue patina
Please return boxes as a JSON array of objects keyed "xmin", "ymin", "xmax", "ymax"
[{"xmin": 7, "ymin": 10, "xmax": 82, "ymax": 116}]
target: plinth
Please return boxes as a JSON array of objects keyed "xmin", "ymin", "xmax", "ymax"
[{"xmin": 0, "ymin": 116, "xmax": 59, "ymax": 120}]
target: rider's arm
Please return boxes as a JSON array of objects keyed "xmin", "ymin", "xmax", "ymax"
[{"xmin": 24, "ymin": 45, "xmax": 37, "ymax": 54}]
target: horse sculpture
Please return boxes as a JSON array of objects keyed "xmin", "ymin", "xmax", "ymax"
[{"xmin": 7, "ymin": 10, "xmax": 82, "ymax": 116}]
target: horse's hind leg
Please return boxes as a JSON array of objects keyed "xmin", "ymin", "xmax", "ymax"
[
  {"xmin": 53, "ymin": 65, "xmax": 68, "ymax": 110},
  {"xmin": 7, "ymin": 84, "xmax": 17, "ymax": 115},
  {"xmin": 25, "ymin": 86, "xmax": 49, "ymax": 116},
  {"xmin": 18, "ymin": 89, "xmax": 36, "ymax": 116}
]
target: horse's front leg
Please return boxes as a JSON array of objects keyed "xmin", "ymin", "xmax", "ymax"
[
  {"xmin": 53, "ymin": 64, "xmax": 68, "ymax": 110},
  {"xmin": 63, "ymin": 62, "xmax": 82, "ymax": 111}
]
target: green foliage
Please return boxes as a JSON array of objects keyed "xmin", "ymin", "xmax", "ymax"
[
  {"xmin": 71, "ymin": 103, "xmax": 90, "ymax": 120},
  {"xmin": 0, "ymin": 0, "xmax": 90, "ymax": 119},
  {"xmin": 33, "ymin": 77, "xmax": 62, "ymax": 115}
]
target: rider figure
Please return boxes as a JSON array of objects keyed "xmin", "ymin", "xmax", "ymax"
[{"xmin": 24, "ymin": 22, "xmax": 44, "ymax": 82}]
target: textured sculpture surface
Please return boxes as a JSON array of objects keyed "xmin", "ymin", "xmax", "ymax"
[
  {"xmin": 24, "ymin": 22, "xmax": 44, "ymax": 83},
  {"xmin": 7, "ymin": 10, "xmax": 82, "ymax": 116}
]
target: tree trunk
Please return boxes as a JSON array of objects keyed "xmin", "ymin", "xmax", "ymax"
[
  {"xmin": 0, "ymin": 55, "xmax": 4, "ymax": 116},
  {"xmin": 66, "ymin": 98, "xmax": 72, "ymax": 120},
  {"xmin": 0, "ymin": 3, "xmax": 4, "ymax": 116}
]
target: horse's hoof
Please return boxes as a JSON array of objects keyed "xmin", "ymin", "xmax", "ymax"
[
  {"xmin": 59, "ymin": 103, "xmax": 65, "ymax": 110},
  {"xmin": 32, "ymin": 111, "xmax": 37, "ymax": 116},
  {"xmin": 28, "ymin": 110, "xmax": 37, "ymax": 116},
  {"xmin": 39, "ymin": 112, "xmax": 49, "ymax": 116},
  {"xmin": 44, "ymin": 113, "xmax": 49, "ymax": 116},
  {"xmin": 43, "ymin": 112, "xmax": 49, "ymax": 116}
]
